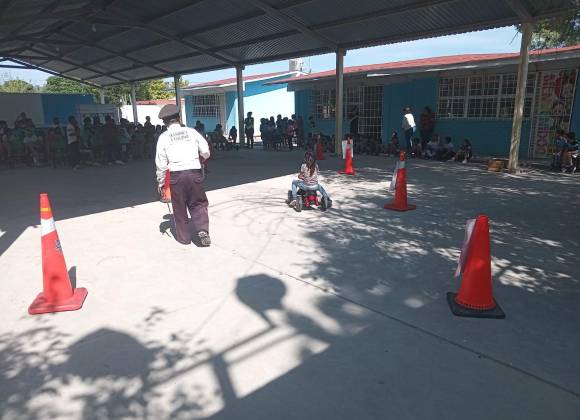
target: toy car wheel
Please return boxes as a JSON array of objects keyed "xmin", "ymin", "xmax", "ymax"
[
  {"xmin": 287, "ymin": 190, "xmax": 293, "ymax": 204},
  {"xmin": 295, "ymin": 197, "xmax": 302, "ymax": 212},
  {"xmin": 320, "ymin": 196, "xmax": 328, "ymax": 211}
]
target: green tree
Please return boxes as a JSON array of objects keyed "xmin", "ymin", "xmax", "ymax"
[
  {"xmin": 166, "ymin": 76, "xmax": 189, "ymax": 91},
  {"xmin": 149, "ymin": 79, "xmax": 172, "ymax": 100},
  {"xmin": 0, "ymin": 79, "xmax": 36, "ymax": 93},
  {"xmin": 43, "ymin": 76, "xmax": 99, "ymax": 99},
  {"xmin": 523, "ymin": 11, "xmax": 580, "ymax": 50}
]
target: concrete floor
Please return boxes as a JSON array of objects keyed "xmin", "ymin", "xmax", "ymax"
[{"xmin": 1, "ymin": 150, "xmax": 579, "ymax": 420}]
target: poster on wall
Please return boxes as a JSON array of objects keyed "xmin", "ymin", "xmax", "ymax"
[{"xmin": 531, "ymin": 69, "xmax": 577, "ymax": 158}]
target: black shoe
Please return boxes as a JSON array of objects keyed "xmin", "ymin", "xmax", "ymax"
[{"xmin": 197, "ymin": 231, "xmax": 211, "ymax": 247}]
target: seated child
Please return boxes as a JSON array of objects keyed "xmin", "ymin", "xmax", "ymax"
[
  {"xmin": 455, "ymin": 139, "xmax": 473, "ymax": 163},
  {"xmin": 386, "ymin": 131, "xmax": 400, "ymax": 156},
  {"xmin": 424, "ymin": 135, "xmax": 440, "ymax": 159},
  {"xmin": 440, "ymin": 136, "xmax": 455, "ymax": 161},
  {"xmin": 286, "ymin": 151, "xmax": 331, "ymax": 209}
]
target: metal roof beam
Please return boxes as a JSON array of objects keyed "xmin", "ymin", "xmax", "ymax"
[
  {"xmin": 0, "ymin": 6, "xmax": 100, "ymax": 28},
  {"xmin": 247, "ymin": 0, "xmax": 336, "ymax": 50},
  {"xmin": 7, "ymin": 58, "xmax": 102, "ymax": 87},
  {"xmin": 28, "ymin": 47, "xmax": 127, "ymax": 83},
  {"xmin": 312, "ymin": 0, "xmax": 458, "ymax": 31},
  {"xmin": 56, "ymin": 31, "xmax": 174, "ymax": 77},
  {"xmin": 50, "ymin": 0, "xmax": 314, "ymax": 71},
  {"xmin": 0, "ymin": 36, "xmax": 85, "ymax": 46},
  {"xmin": 506, "ymin": 0, "xmax": 534, "ymax": 22},
  {"xmin": 0, "ymin": 0, "xmax": 17, "ymax": 19},
  {"xmin": 51, "ymin": 1, "xmax": 209, "ymax": 62}
]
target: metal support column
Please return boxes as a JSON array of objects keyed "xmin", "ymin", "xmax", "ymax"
[
  {"xmin": 335, "ymin": 48, "xmax": 345, "ymax": 155},
  {"xmin": 507, "ymin": 22, "xmax": 533, "ymax": 172},
  {"xmin": 99, "ymin": 89, "xmax": 105, "ymax": 104},
  {"xmin": 130, "ymin": 82, "xmax": 138, "ymax": 124},
  {"xmin": 236, "ymin": 65, "xmax": 245, "ymax": 146},
  {"xmin": 174, "ymin": 75, "xmax": 182, "ymax": 121}
]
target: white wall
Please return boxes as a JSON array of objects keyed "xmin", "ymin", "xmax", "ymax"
[
  {"xmin": 0, "ymin": 93, "xmax": 43, "ymax": 126},
  {"xmin": 242, "ymin": 89, "xmax": 295, "ymax": 130},
  {"xmin": 120, "ymin": 103, "xmax": 186, "ymax": 126}
]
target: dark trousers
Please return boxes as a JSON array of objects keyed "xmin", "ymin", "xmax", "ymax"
[
  {"xmin": 170, "ymin": 169, "xmax": 209, "ymax": 244},
  {"xmin": 404, "ymin": 128, "xmax": 414, "ymax": 153},
  {"xmin": 245, "ymin": 129, "xmax": 254, "ymax": 148},
  {"xmin": 68, "ymin": 141, "xmax": 80, "ymax": 167}
]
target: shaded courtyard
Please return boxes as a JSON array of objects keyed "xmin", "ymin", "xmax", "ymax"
[{"xmin": 1, "ymin": 150, "xmax": 579, "ymax": 419}]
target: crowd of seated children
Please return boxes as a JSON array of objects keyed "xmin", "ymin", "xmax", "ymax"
[
  {"xmin": 552, "ymin": 131, "xmax": 578, "ymax": 174},
  {"xmin": 0, "ymin": 112, "xmax": 166, "ymax": 169}
]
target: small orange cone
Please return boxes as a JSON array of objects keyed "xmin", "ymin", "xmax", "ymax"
[
  {"xmin": 316, "ymin": 139, "xmax": 325, "ymax": 160},
  {"xmin": 160, "ymin": 170, "xmax": 171, "ymax": 203},
  {"xmin": 384, "ymin": 151, "xmax": 416, "ymax": 211},
  {"xmin": 447, "ymin": 215, "xmax": 505, "ymax": 319},
  {"xmin": 28, "ymin": 193, "xmax": 88, "ymax": 315},
  {"xmin": 339, "ymin": 139, "xmax": 355, "ymax": 175}
]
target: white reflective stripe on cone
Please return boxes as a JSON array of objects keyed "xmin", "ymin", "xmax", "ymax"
[
  {"xmin": 399, "ymin": 160, "xmax": 406, "ymax": 169},
  {"xmin": 454, "ymin": 218, "xmax": 476, "ymax": 278},
  {"xmin": 40, "ymin": 217, "xmax": 56, "ymax": 236},
  {"xmin": 389, "ymin": 162, "xmax": 399, "ymax": 193}
]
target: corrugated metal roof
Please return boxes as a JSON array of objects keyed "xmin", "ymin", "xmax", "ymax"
[
  {"xmin": 0, "ymin": 0, "xmax": 575, "ymax": 86},
  {"xmin": 270, "ymin": 45, "xmax": 580, "ymax": 85}
]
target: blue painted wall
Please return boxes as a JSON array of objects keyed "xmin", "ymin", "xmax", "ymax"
[
  {"xmin": 41, "ymin": 93, "xmax": 94, "ymax": 126},
  {"xmin": 226, "ymin": 91, "xmax": 237, "ymax": 130},
  {"xmin": 295, "ymin": 75, "xmax": 537, "ymax": 157},
  {"xmin": 382, "ymin": 77, "xmax": 529, "ymax": 156}
]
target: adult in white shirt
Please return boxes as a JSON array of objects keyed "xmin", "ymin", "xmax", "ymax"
[
  {"xmin": 155, "ymin": 104, "xmax": 211, "ymax": 246},
  {"xmin": 401, "ymin": 107, "xmax": 416, "ymax": 153}
]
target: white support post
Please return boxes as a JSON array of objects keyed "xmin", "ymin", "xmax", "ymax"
[
  {"xmin": 236, "ymin": 65, "xmax": 245, "ymax": 146},
  {"xmin": 99, "ymin": 89, "xmax": 105, "ymax": 104},
  {"xmin": 130, "ymin": 82, "xmax": 138, "ymax": 124},
  {"xmin": 507, "ymin": 22, "xmax": 532, "ymax": 172},
  {"xmin": 174, "ymin": 75, "xmax": 182, "ymax": 121},
  {"xmin": 335, "ymin": 48, "xmax": 345, "ymax": 155}
]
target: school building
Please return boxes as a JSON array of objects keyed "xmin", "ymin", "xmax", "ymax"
[
  {"xmin": 181, "ymin": 64, "xmax": 304, "ymax": 134},
  {"xmin": 275, "ymin": 45, "xmax": 580, "ymax": 159}
]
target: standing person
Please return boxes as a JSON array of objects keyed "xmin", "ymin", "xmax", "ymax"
[
  {"xmin": 0, "ymin": 120, "xmax": 10, "ymax": 165},
  {"xmin": 155, "ymin": 104, "xmax": 211, "ymax": 247},
  {"xmin": 228, "ymin": 125, "xmax": 237, "ymax": 145},
  {"xmin": 102, "ymin": 116, "xmax": 124, "ymax": 165},
  {"xmin": 419, "ymin": 106, "xmax": 435, "ymax": 150},
  {"xmin": 66, "ymin": 115, "xmax": 81, "ymax": 169},
  {"xmin": 401, "ymin": 107, "xmax": 416, "ymax": 154},
  {"xmin": 244, "ymin": 111, "xmax": 254, "ymax": 149},
  {"xmin": 349, "ymin": 109, "xmax": 360, "ymax": 137}
]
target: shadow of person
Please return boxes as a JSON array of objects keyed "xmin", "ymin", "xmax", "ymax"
[
  {"xmin": 64, "ymin": 328, "xmax": 154, "ymax": 380},
  {"xmin": 235, "ymin": 275, "xmax": 286, "ymax": 327},
  {"xmin": 159, "ymin": 214, "xmax": 176, "ymax": 239}
]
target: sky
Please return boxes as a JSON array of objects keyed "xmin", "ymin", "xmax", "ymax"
[{"xmin": 1, "ymin": 26, "xmax": 523, "ymax": 87}]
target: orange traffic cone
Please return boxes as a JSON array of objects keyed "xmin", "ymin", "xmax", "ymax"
[
  {"xmin": 384, "ymin": 151, "xmax": 416, "ymax": 211},
  {"xmin": 447, "ymin": 215, "xmax": 505, "ymax": 319},
  {"xmin": 160, "ymin": 170, "xmax": 171, "ymax": 203},
  {"xmin": 28, "ymin": 193, "xmax": 88, "ymax": 315},
  {"xmin": 339, "ymin": 139, "xmax": 355, "ymax": 175},
  {"xmin": 316, "ymin": 140, "xmax": 325, "ymax": 160}
]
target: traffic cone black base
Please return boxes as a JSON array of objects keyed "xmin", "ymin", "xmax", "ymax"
[
  {"xmin": 29, "ymin": 287, "xmax": 88, "ymax": 315},
  {"xmin": 446, "ymin": 292, "xmax": 505, "ymax": 319}
]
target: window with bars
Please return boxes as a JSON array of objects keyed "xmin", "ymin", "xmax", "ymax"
[
  {"xmin": 191, "ymin": 94, "xmax": 220, "ymax": 118},
  {"xmin": 438, "ymin": 73, "xmax": 536, "ymax": 120},
  {"xmin": 312, "ymin": 88, "xmax": 336, "ymax": 120},
  {"xmin": 310, "ymin": 86, "xmax": 383, "ymax": 139}
]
